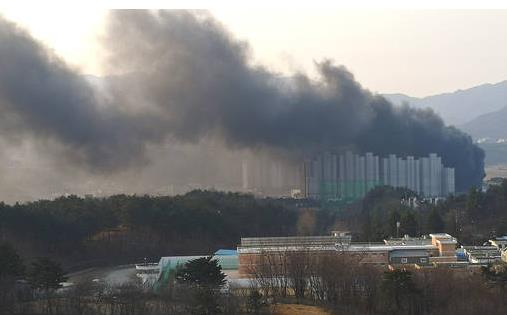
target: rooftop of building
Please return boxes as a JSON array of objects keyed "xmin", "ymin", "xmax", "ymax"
[
  {"xmin": 237, "ymin": 245, "xmax": 338, "ymax": 254},
  {"xmin": 384, "ymin": 235, "xmax": 433, "ymax": 246},
  {"xmin": 462, "ymin": 245, "xmax": 499, "ymax": 251},
  {"xmin": 430, "ymin": 233, "xmax": 458, "ymax": 244},
  {"xmin": 462, "ymin": 246, "xmax": 501, "ymax": 258},
  {"xmin": 214, "ymin": 249, "xmax": 238, "ymax": 256},
  {"xmin": 239, "ymin": 235, "xmax": 350, "ymax": 248},
  {"xmin": 429, "ymin": 233, "xmax": 455, "ymax": 239},
  {"xmin": 347, "ymin": 243, "xmax": 437, "ymax": 252},
  {"xmin": 237, "ymin": 240, "xmax": 440, "ymax": 254},
  {"xmin": 237, "ymin": 232, "xmax": 463, "ymax": 254}
]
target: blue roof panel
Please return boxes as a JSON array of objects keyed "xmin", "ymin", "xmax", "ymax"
[{"xmin": 214, "ymin": 249, "xmax": 237, "ymax": 256}]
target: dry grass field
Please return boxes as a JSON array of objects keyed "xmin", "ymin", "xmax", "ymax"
[
  {"xmin": 485, "ymin": 164, "xmax": 507, "ymax": 179},
  {"xmin": 271, "ymin": 303, "xmax": 331, "ymax": 315}
]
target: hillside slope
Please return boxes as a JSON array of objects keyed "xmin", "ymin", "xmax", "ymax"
[
  {"xmin": 384, "ymin": 81, "xmax": 507, "ymax": 126},
  {"xmin": 460, "ymin": 106, "xmax": 507, "ymax": 139}
]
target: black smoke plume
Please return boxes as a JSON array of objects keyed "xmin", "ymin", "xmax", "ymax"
[{"xmin": 0, "ymin": 10, "xmax": 484, "ymax": 192}]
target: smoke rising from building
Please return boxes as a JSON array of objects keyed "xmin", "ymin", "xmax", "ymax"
[{"xmin": 0, "ymin": 10, "xmax": 484, "ymax": 195}]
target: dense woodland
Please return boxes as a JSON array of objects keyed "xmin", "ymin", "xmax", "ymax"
[
  {"xmin": 1, "ymin": 180, "xmax": 507, "ymax": 269},
  {"xmin": 350, "ymin": 179, "xmax": 507, "ymax": 244},
  {"xmin": 0, "ymin": 191, "xmax": 301, "ymax": 268}
]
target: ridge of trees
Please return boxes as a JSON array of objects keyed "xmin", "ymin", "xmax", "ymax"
[
  {"xmin": 349, "ymin": 180, "xmax": 507, "ymax": 244},
  {"xmin": 0, "ymin": 191, "xmax": 299, "ymax": 267},
  {"xmin": 1, "ymin": 180, "xmax": 507, "ymax": 269}
]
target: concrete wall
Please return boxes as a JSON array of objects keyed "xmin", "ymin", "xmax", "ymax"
[{"xmin": 390, "ymin": 256, "xmax": 429, "ymax": 265}]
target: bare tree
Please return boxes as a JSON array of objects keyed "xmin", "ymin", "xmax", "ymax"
[{"xmin": 285, "ymin": 251, "xmax": 313, "ymax": 303}]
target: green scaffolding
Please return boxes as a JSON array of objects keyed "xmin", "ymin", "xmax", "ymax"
[{"xmin": 154, "ymin": 251, "xmax": 239, "ymax": 291}]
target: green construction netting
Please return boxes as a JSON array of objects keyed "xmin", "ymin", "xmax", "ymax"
[{"xmin": 154, "ymin": 251, "xmax": 238, "ymax": 291}]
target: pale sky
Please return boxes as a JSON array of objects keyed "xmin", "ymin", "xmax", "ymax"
[{"xmin": 1, "ymin": 7, "xmax": 507, "ymax": 97}]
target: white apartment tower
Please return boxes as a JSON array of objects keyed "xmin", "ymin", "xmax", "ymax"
[{"xmin": 305, "ymin": 151, "xmax": 455, "ymax": 201}]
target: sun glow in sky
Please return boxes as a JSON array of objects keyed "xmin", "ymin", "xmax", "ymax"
[{"xmin": 2, "ymin": 6, "xmax": 507, "ymax": 97}]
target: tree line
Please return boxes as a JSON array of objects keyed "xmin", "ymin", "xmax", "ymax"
[
  {"xmin": 2, "ymin": 180, "xmax": 507, "ymax": 268},
  {"xmin": 0, "ymin": 191, "xmax": 299, "ymax": 268},
  {"xmin": 346, "ymin": 179, "xmax": 507, "ymax": 244}
]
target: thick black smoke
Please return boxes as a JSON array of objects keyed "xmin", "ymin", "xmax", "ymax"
[
  {"xmin": 0, "ymin": 16, "xmax": 167, "ymax": 170},
  {"xmin": 0, "ymin": 10, "xmax": 484, "ymax": 191}
]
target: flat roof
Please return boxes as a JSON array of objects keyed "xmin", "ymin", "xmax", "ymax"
[
  {"xmin": 491, "ymin": 238, "xmax": 507, "ymax": 243},
  {"xmin": 240, "ymin": 236, "xmax": 350, "ymax": 248},
  {"xmin": 429, "ymin": 233, "xmax": 454, "ymax": 239},
  {"xmin": 462, "ymin": 246, "xmax": 499, "ymax": 251},
  {"xmin": 237, "ymin": 245, "xmax": 337, "ymax": 254},
  {"xmin": 384, "ymin": 238, "xmax": 433, "ymax": 246},
  {"xmin": 238, "ymin": 243, "xmax": 437, "ymax": 254},
  {"xmin": 348, "ymin": 244, "xmax": 436, "ymax": 252},
  {"xmin": 462, "ymin": 246, "xmax": 501, "ymax": 258},
  {"xmin": 214, "ymin": 249, "xmax": 237, "ymax": 256}
]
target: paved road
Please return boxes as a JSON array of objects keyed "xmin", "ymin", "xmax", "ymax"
[{"xmin": 66, "ymin": 265, "xmax": 137, "ymax": 286}]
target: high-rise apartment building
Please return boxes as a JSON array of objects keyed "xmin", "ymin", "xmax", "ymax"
[{"xmin": 304, "ymin": 151, "xmax": 455, "ymax": 201}]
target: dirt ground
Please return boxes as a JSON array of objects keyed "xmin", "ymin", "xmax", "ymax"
[
  {"xmin": 66, "ymin": 265, "xmax": 137, "ymax": 286},
  {"xmin": 271, "ymin": 303, "xmax": 331, "ymax": 315},
  {"xmin": 485, "ymin": 164, "xmax": 507, "ymax": 179}
]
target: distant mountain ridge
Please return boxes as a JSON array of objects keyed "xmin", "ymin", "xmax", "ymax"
[
  {"xmin": 460, "ymin": 105, "xmax": 507, "ymax": 139},
  {"xmin": 383, "ymin": 80, "xmax": 507, "ymax": 126}
]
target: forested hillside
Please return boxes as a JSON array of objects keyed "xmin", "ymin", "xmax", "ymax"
[
  {"xmin": 2, "ymin": 181, "xmax": 507, "ymax": 270},
  {"xmin": 346, "ymin": 182, "xmax": 507, "ymax": 244},
  {"xmin": 0, "ymin": 191, "xmax": 302, "ymax": 268}
]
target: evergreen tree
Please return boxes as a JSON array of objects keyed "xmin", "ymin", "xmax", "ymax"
[
  {"xmin": 27, "ymin": 257, "xmax": 67, "ymax": 291},
  {"xmin": 27, "ymin": 257, "xmax": 67, "ymax": 315},
  {"xmin": 0, "ymin": 242, "xmax": 25, "ymax": 279},
  {"xmin": 175, "ymin": 256, "xmax": 226, "ymax": 288},
  {"xmin": 466, "ymin": 187, "xmax": 483, "ymax": 221},
  {"xmin": 0, "ymin": 243, "xmax": 25, "ymax": 313},
  {"xmin": 501, "ymin": 179, "xmax": 507, "ymax": 200},
  {"xmin": 427, "ymin": 208, "xmax": 445, "ymax": 233},
  {"xmin": 381, "ymin": 269, "xmax": 420, "ymax": 315},
  {"xmin": 175, "ymin": 256, "xmax": 226, "ymax": 315},
  {"xmin": 400, "ymin": 211, "xmax": 418, "ymax": 237}
]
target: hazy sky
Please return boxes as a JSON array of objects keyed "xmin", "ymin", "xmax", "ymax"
[{"xmin": 1, "ymin": 8, "xmax": 507, "ymax": 97}]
